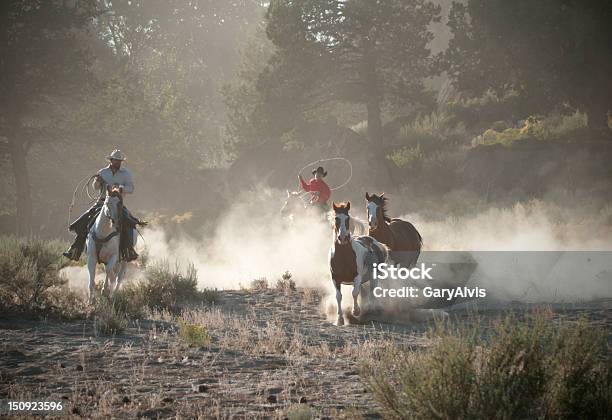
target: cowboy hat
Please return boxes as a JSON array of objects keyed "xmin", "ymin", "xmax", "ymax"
[
  {"xmin": 106, "ymin": 149, "xmax": 126, "ymax": 161},
  {"xmin": 312, "ymin": 166, "xmax": 327, "ymax": 177}
]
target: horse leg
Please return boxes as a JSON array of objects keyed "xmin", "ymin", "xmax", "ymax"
[
  {"xmin": 115, "ymin": 261, "xmax": 127, "ymax": 292},
  {"xmin": 86, "ymin": 239, "xmax": 97, "ymax": 304},
  {"xmin": 335, "ymin": 285, "xmax": 344, "ymax": 326},
  {"xmin": 105, "ymin": 254, "xmax": 118, "ymax": 297},
  {"xmin": 352, "ymin": 275, "xmax": 362, "ymax": 317}
]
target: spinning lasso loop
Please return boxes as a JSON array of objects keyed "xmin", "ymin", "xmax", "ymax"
[{"xmin": 297, "ymin": 157, "xmax": 353, "ymax": 202}]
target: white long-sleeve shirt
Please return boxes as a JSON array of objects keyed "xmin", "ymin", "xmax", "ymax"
[{"xmin": 94, "ymin": 165, "xmax": 134, "ymax": 197}]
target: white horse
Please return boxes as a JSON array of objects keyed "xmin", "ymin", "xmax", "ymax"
[
  {"xmin": 329, "ymin": 202, "xmax": 388, "ymax": 326},
  {"xmin": 86, "ymin": 186, "xmax": 134, "ymax": 302}
]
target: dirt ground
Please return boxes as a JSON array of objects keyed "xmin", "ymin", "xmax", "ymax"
[{"xmin": 1, "ymin": 288, "xmax": 611, "ymax": 419}]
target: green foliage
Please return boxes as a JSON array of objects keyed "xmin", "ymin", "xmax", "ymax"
[
  {"xmin": 387, "ymin": 145, "xmax": 423, "ymax": 168},
  {"xmin": 0, "ymin": 236, "xmax": 74, "ymax": 315},
  {"xmin": 178, "ymin": 320, "xmax": 211, "ymax": 347},
  {"xmin": 226, "ymin": 0, "xmax": 442, "ymax": 157},
  {"xmin": 444, "ymin": 1, "xmax": 612, "ymax": 131},
  {"xmin": 362, "ymin": 310, "xmax": 612, "ymax": 419},
  {"xmin": 472, "ymin": 113, "xmax": 588, "ymax": 147}
]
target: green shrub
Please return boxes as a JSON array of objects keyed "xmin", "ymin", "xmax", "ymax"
[
  {"xmin": 472, "ymin": 112, "xmax": 588, "ymax": 147},
  {"xmin": 387, "ymin": 145, "xmax": 423, "ymax": 168},
  {"xmin": 178, "ymin": 320, "xmax": 210, "ymax": 347},
  {"xmin": 0, "ymin": 235, "xmax": 74, "ymax": 315},
  {"xmin": 113, "ymin": 259, "xmax": 215, "ymax": 317},
  {"xmin": 138, "ymin": 259, "xmax": 198, "ymax": 311},
  {"xmin": 111, "ymin": 284, "xmax": 149, "ymax": 319},
  {"xmin": 362, "ymin": 310, "xmax": 611, "ymax": 419}
]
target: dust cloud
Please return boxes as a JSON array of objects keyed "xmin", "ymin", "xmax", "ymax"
[{"xmin": 63, "ymin": 190, "xmax": 612, "ymax": 305}]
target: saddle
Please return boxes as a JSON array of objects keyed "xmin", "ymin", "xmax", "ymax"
[{"xmin": 84, "ymin": 205, "xmax": 142, "ymax": 262}]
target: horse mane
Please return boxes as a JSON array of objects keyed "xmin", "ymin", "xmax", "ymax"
[{"xmin": 368, "ymin": 193, "xmax": 391, "ymax": 222}]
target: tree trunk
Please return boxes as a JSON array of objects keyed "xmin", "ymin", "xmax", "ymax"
[
  {"xmin": 585, "ymin": 102, "xmax": 611, "ymax": 137},
  {"xmin": 363, "ymin": 52, "xmax": 395, "ymax": 188},
  {"xmin": 8, "ymin": 137, "xmax": 33, "ymax": 236},
  {"xmin": 366, "ymin": 99, "xmax": 383, "ymax": 149}
]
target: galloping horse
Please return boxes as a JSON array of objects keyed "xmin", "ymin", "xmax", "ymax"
[
  {"xmin": 86, "ymin": 186, "xmax": 134, "ymax": 302},
  {"xmin": 329, "ymin": 202, "xmax": 388, "ymax": 326},
  {"xmin": 281, "ymin": 190, "xmax": 367, "ymax": 235},
  {"xmin": 365, "ymin": 192, "xmax": 422, "ymax": 266}
]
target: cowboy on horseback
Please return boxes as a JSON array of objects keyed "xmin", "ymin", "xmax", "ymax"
[
  {"xmin": 298, "ymin": 166, "xmax": 331, "ymax": 213},
  {"xmin": 63, "ymin": 149, "xmax": 142, "ymax": 262}
]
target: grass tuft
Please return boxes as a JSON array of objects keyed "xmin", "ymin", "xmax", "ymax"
[
  {"xmin": 93, "ymin": 297, "xmax": 128, "ymax": 336},
  {"xmin": 275, "ymin": 271, "xmax": 296, "ymax": 294},
  {"xmin": 178, "ymin": 320, "xmax": 210, "ymax": 347}
]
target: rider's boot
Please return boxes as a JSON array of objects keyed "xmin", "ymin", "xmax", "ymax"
[
  {"xmin": 63, "ymin": 234, "xmax": 86, "ymax": 261},
  {"xmin": 124, "ymin": 246, "xmax": 139, "ymax": 262},
  {"xmin": 120, "ymin": 222, "xmax": 139, "ymax": 262}
]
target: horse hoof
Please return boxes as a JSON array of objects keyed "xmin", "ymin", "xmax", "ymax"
[
  {"xmin": 337, "ymin": 316, "xmax": 345, "ymax": 326},
  {"xmin": 352, "ymin": 307, "xmax": 361, "ymax": 317}
]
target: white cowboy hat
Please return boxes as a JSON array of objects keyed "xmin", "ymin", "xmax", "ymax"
[{"xmin": 106, "ymin": 149, "xmax": 126, "ymax": 161}]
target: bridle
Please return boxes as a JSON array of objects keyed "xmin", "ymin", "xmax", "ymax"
[{"xmin": 91, "ymin": 194, "xmax": 122, "ymax": 244}]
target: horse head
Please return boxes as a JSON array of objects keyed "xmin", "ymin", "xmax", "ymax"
[
  {"xmin": 365, "ymin": 192, "xmax": 387, "ymax": 230},
  {"xmin": 280, "ymin": 190, "xmax": 306, "ymax": 217},
  {"xmin": 332, "ymin": 201, "xmax": 351, "ymax": 245},
  {"xmin": 103, "ymin": 185, "xmax": 123, "ymax": 227}
]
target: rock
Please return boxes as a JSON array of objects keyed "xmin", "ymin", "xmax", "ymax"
[
  {"xmin": 76, "ymin": 364, "xmax": 83, "ymax": 371},
  {"xmin": 59, "ymin": 363, "xmax": 66, "ymax": 369},
  {"xmin": 266, "ymin": 394, "xmax": 277, "ymax": 403},
  {"xmin": 193, "ymin": 384, "xmax": 208, "ymax": 393}
]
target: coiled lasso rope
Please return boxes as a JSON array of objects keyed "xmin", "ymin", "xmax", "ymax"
[
  {"xmin": 67, "ymin": 174, "xmax": 101, "ymax": 229},
  {"xmin": 297, "ymin": 157, "xmax": 353, "ymax": 201}
]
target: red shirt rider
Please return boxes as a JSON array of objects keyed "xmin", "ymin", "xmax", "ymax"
[{"xmin": 299, "ymin": 166, "xmax": 331, "ymax": 205}]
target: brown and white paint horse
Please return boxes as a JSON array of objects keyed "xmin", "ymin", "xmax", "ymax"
[
  {"xmin": 329, "ymin": 201, "xmax": 388, "ymax": 326},
  {"xmin": 365, "ymin": 192, "xmax": 422, "ymax": 266}
]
